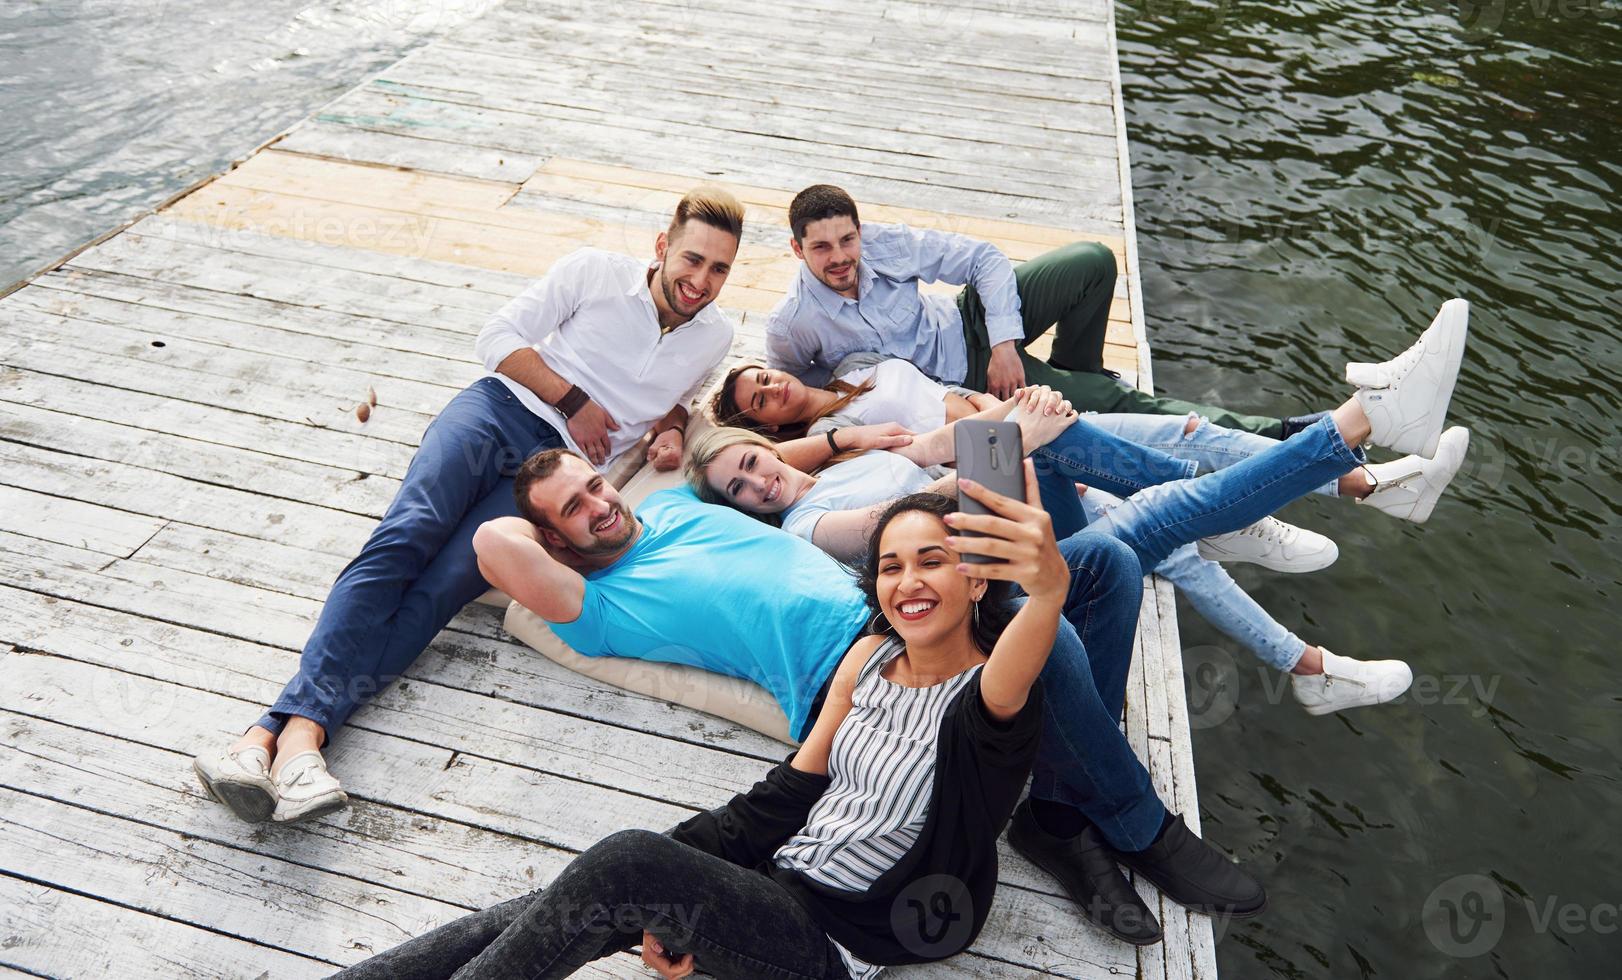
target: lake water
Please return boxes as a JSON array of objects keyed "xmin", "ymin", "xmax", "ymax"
[
  {"xmin": 1117, "ymin": 0, "xmax": 1618, "ymax": 976},
  {"xmin": 3, "ymin": 1, "xmax": 1614, "ymax": 977}
]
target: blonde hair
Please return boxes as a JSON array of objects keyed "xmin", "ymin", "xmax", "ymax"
[
  {"xmin": 684, "ymin": 427, "xmax": 783, "ymax": 512},
  {"xmin": 669, "ymin": 187, "xmax": 745, "ymax": 242}
]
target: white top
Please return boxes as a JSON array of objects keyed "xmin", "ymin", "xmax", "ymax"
[
  {"xmin": 473, "ymin": 248, "xmax": 734, "ymax": 467},
  {"xmin": 774, "ymin": 636, "xmax": 981, "ymax": 980},
  {"xmin": 779, "ymin": 452, "xmax": 933, "ymax": 543},
  {"xmin": 826, "ymin": 359, "xmax": 952, "ymax": 434}
]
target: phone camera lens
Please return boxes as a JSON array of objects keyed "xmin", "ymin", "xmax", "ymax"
[{"xmin": 987, "ymin": 433, "xmax": 999, "ymax": 445}]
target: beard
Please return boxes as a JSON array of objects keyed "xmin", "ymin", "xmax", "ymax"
[
  {"xmin": 659, "ymin": 264, "xmax": 709, "ymax": 318},
  {"xmin": 570, "ymin": 501, "xmax": 638, "ymax": 556}
]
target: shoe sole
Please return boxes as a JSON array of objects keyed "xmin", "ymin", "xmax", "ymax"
[
  {"xmin": 273, "ymin": 791, "xmax": 349, "ymax": 824},
  {"xmin": 1197, "ymin": 542, "xmax": 1339, "ymax": 573},
  {"xmin": 1389, "ymin": 298, "xmax": 1469, "ymax": 457},
  {"xmin": 193, "ymin": 759, "xmax": 276, "ymax": 823},
  {"xmin": 1007, "ymin": 825, "xmax": 1165, "ymax": 946}
]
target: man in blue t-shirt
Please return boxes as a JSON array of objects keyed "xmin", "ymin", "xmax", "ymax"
[{"xmin": 474, "ymin": 447, "xmax": 1267, "ymax": 944}]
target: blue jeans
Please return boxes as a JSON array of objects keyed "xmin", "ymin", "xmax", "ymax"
[
  {"xmin": 1019, "ymin": 535, "xmax": 1168, "ymax": 851},
  {"xmin": 1087, "ymin": 411, "xmax": 1340, "ymax": 498},
  {"xmin": 1040, "ymin": 415, "xmax": 1364, "ymax": 571},
  {"xmin": 1022, "ymin": 417, "xmax": 1365, "ymax": 847},
  {"xmin": 258, "ymin": 377, "xmax": 565, "ymax": 735},
  {"xmin": 1028, "ymin": 414, "xmax": 1197, "ymax": 503},
  {"xmin": 1084, "ymin": 491, "xmax": 1307, "ymax": 672}
]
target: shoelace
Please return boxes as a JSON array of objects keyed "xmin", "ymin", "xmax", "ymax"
[
  {"xmin": 1376, "ymin": 335, "xmax": 1428, "ymax": 387},
  {"xmin": 1232, "ymin": 517, "xmax": 1296, "ymax": 545}
]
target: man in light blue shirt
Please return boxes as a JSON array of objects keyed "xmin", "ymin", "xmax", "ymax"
[{"xmin": 765, "ymin": 184, "xmax": 1287, "ymax": 437}]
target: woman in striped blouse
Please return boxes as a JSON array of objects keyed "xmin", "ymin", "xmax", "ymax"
[{"xmin": 335, "ymin": 466, "xmax": 1094, "ymax": 978}]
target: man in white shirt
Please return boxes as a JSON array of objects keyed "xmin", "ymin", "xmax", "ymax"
[
  {"xmin": 765, "ymin": 184, "xmax": 1288, "ymax": 438},
  {"xmin": 192, "ymin": 190, "xmax": 746, "ymax": 824}
]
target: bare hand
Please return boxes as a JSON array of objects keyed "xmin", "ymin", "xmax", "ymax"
[
  {"xmin": 838, "ymin": 422, "xmax": 915, "ymax": 453},
  {"xmin": 641, "ymin": 932, "xmax": 695, "ymax": 979},
  {"xmin": 986, "ymin": 342, "xmax": 1027, "ymax": 399},
  {"xmin": 945, "ymin": 460, "xmax": 1070, "ymax": 604},
  {"xmin": 646, "ymin": 427, "xmax": 683, "ymax": 472},
  {"xmin": 1012, "ymin": 386, "xmax": 1078, "ymax": 453},
  {"xmin": 566, "ymin": 399, "xmax": 620, "ymax": 466}
]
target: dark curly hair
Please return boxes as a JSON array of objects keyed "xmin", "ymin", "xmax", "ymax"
[{"xmin": 855, "ymin": 492, "xmax": 1016, "ymax": 654}]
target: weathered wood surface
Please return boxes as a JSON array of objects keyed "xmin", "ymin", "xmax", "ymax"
[{"xmin": 0, "ymin": 0, "xmax": 1217, "ymax": 976}]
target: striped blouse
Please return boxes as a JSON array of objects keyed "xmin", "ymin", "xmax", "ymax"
[{"xmin": 774, "ymin": 636, "xmax": 982, "ymax": 979}]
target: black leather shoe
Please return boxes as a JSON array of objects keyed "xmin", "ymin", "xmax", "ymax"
[
  {"xmin": 1007, "ymin": 801, "xmax": 1163, "ymax": 945},
  {"xmin": 1113, "ymin": 814, "xmax": 1267, "ymax": 917}
]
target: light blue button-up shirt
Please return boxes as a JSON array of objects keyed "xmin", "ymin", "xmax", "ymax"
[{"xmin": 765, "ymin": 222, "xmax": 1023, "ymax": 387}]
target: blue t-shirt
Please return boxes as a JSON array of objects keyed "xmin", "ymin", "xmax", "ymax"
[{"xmin": 550, "ymin": 487, "xmax": 869, "ymax": 739}]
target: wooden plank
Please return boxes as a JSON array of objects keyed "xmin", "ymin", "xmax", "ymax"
[
  {"xmin": 274, "ymin": 119, "xmax": 547, "ymax": 183},
  {"xmin": 0, "ymin": 485, "xmax": 164, "ymax": 557},
  {"xmin": 2, "ymin": 299, "xmax": 456, "ymax": 435},
  {"xmin": 0, "ymin": 875, "xmax": 332, "ymax": 980},
  {"xmin": 0, "ymin": 364, "xmax": 417, "ymax": 482},
  {"xmin": 401, "ymin": 42, "xmax": 1121, "ymax": 152},
  {"xmin": 1, "ymin": 306, "xmax": 437, "ymax": 446},
  {"xmin": 0, "ymin": 783, "xmax": 460, "ymax": 967},
  {"xmin": 0, "ymin": 439, "xmax": 375, "ymax": 557},
  {"xmin": 0, "ymin": 400, "xmax": 398, "ymax": 518}
]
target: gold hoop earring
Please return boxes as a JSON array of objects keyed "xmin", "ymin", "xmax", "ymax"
[{"xmin": 865, "ymin": 609, "xmax": 892, "ymax": 635}]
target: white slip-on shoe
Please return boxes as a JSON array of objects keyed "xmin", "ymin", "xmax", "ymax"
[
  {"xmin": 193, "ymin": 745, "xmax": 277, "ymax": 823},
  {"xmin": 1196, "ymin": 517, "xmax": 1338, "ymax": 573},
  {"xmin": 1358, "ymin": 427, "xmax": 1471, "ymax": 524},
  {"xmin": 1291, "ymin": 648, "xmax": 1414, "ymax": 716},
  {"xmin": 271, "ymin": 750, "xmax": 349, "ymax": 824},
  {"xmin": 1346, "ymin": 298, "xmax": 1469, "ymax": 457}
]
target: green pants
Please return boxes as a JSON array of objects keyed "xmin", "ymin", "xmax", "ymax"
[{"xmin": 957, "ymin": 240, "xmax": 1283, "ymax": 438}]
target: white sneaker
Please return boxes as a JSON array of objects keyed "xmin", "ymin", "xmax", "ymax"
[
  {"xmin": 1291, "ymin": 648, "xmax": 1414, "ymax": 715},
  {"xmin": 193, "ymin": 745, "xmax": 277, "ymax": 823},
  {"xmin": 1196, "ymin": 517, "xmax": 1338, "ymax": 572},
  {"xmin": 1347, "ymin": 298, "xmax": 1469, "ymax": 457},
  {"xmin": 1358, "ymin": 427, "xmax": 1471, "ymax": 524},
  {"xmin": 271, "ymin": 750, "xmax": 348, "ymax": 823}
]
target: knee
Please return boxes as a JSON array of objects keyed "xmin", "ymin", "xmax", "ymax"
[
  {"xmin": 577, "ymin": 829, "xmax": 682, "ymax": 882},
  {"xmin": 1062, "ymin": 535, "xmax": 1142, "ymax": 597},
  {"xmin": 1071, "ymin": 240, "xmax": 1119, "ymax": 282}
]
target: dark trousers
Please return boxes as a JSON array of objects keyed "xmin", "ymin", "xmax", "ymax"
[
  {"xmin": 333, "ymin": 829, "xmax": 851, "ymax": 980},
  {"xmin": 257, "ymin": 378, "xmax": 564, "ymax": 735},
  {"xmin": 958, "ymin": 240, "xmax": 1285, "ymax": 437}
]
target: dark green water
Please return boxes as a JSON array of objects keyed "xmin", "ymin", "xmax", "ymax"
[{"xmin": 1118, "ymin": 1, "xmax": 1619, "ymax": 976}]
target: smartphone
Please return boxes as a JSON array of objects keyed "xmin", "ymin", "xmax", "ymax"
[{"xmin": 953, "ymin": 420, "xmax": 1027, "ymax": 565}]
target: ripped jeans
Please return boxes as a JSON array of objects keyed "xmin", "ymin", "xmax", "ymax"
[{"xmin": 1087, "ymin": 411, "xmax": 1340, "ymax": 498}]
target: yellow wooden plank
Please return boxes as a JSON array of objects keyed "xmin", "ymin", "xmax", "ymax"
[
  {"xmin": 240, "ymin": 149, "xmax": 523, "ymax": 210},
  {"xmin": 533, "ymin": 157, "xmax": 1125, "ymax": 254}
]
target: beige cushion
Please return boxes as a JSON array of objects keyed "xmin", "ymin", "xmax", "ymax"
[{"xmin": 494, "ymin": 386, "xmax": 798, "ymax": 746}]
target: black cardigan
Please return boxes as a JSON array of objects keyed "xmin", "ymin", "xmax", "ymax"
[{"xmin": 669, "ymin": 671, "xmax": 1043, "ymax": 966}]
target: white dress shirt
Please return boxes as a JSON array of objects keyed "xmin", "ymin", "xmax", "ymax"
[{"xmin": 474, "ymin": 248, "xmax": 734, "ymax": 467}]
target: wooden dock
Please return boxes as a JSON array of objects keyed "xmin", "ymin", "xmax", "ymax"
[{"xmin": 0, "ymin": 0, "xmax": 1216, "ymax": 976}]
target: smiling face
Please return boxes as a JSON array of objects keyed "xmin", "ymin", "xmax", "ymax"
[
  {"xmin": 525, "ymin": 454, "xmax": 639, "ymax": 556},
  {"xmin": 731, "ymin": 367, "xmax": 814, "ymax": 429},
  {"xmin": 792, "ymin": 215, "xmax": 863, "ymax": 297},
  {"xmin": 874, "ymin": 510, "xmax": 985, "ymax": 648},
  {"xmin": 703, "ymin": 442, "xmax": 807, "ymax": 515},
  {"xmin": 653, "ymin": 220, "xmax": 738, "ymax": 321}
]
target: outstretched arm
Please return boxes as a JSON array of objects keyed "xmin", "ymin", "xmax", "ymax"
[
  {"xmin": 947, "ymin": 461, "xmax": 1071, "ymax": 721},
  {"xmin": 471, "ymin": 516, "xmax": 588, "ymax": 624}
]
